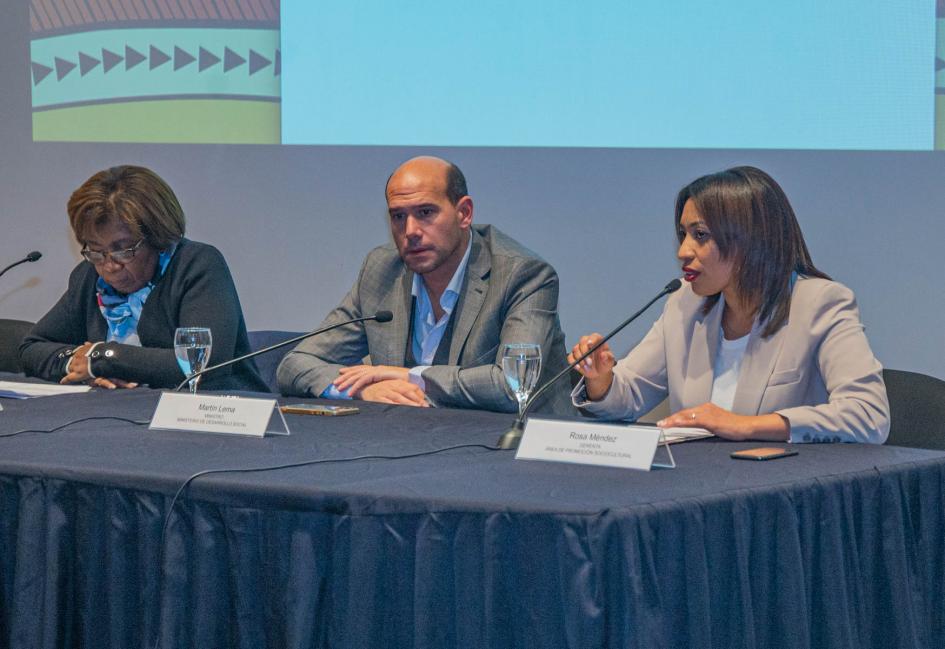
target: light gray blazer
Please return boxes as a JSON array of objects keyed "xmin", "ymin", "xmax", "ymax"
[
  {"xmin": 574, "ymin": 277, "xmax": 890, "ymax": 443},
  {"xmin": 277, "ymin": 224, "xmax": 573, "ymax": 415}
]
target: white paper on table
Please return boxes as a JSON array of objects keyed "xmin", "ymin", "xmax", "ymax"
[
  {"xmin": 656, "ymin": 426, "xmax": 714, "ymax": 444},
  {"xmin": 0, "ymin": 381, "xmax": 92, "ymax": 399}
]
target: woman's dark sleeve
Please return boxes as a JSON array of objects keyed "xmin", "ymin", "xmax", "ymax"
[
  {"xmin": 18, "ymin": 265, "xmax": 91, "ymax": 381},
  {"xmin": 86, "ymin": 343, "xmax": 182, "ymax": 389}
]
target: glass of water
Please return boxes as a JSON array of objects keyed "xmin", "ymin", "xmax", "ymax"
[
  {"xmin": 502, "ymin": 343, "xmax": 542, "ymax": 417},
  {"xmin": 174, "ymin": 327, "xmax": 212, "ymax": 394}
]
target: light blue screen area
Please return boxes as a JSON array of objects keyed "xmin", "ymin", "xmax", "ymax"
[{"xmin": 281, "ymin": 0, "xmax": 935, "ymax": 150}]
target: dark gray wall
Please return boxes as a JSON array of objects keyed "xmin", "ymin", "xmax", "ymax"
[{"xmin": 3, "ymin": 5, "xmax": 941, "ymax": 378}]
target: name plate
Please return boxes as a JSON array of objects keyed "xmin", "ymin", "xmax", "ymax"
[
  {"xmin": 516, "ymin": 418, "xmax": 663, "ymax": 471},
  {"xmin": 150, "ymin": 393, "xmax": 278, "ymax": 437}
]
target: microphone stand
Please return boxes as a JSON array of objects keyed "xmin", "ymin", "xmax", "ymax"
[
  {"xmin": 174, "ymin": 312, "xmax": 392, "ymax": 392},
  {"xmin": 497, "ymin": 280, "xmax": 682, "ymax": 450},
  {"xmin": 0, "ymin": 252, "xmax": 42, "ymax": 280}
]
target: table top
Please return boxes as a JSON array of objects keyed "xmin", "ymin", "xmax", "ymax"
[{"xmin": 0, "ymin": 384, "xmax": 941, "ymax": 517}]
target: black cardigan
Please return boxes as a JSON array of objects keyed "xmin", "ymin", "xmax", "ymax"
[{"xmin": 19, "ymin": 239, "xmax": 268, "ymax": 392}]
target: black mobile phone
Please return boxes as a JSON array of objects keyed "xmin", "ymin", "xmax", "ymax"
[{"xmin": 730, "ymin": 447, "xmax": 798, "ymax": 461}]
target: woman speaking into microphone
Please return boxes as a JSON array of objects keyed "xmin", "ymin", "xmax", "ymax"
[
  {"xmin": 19, "ymin": 165, "xmax": 267, "ymax": 392},
  {"xmin": 569, "ymin": 166, "xmax": 889, "ymax": 444}
]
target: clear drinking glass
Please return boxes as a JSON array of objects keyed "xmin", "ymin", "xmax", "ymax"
[
  {"xmin": 502, "ymin": 343, "xmax": 542, "ymax": 417},
  {"xmin": 174, "ymin": 327, "xmax": 212, "ymax": 394}
]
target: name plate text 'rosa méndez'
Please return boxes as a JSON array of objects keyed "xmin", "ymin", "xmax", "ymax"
[{"xmin": 516, "ymin": 418, "xmax": 698, "ymax": 470}]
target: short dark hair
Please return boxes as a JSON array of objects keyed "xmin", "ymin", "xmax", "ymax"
[
  {"xmin": 675, "ymin": 166, "xmax": 829, "ymax": 337},
  {"xmin": 385, "ymin": 159, "xmax": 469, "ymax": 205},
  {"xmin": 444, "ymin": 162, "xmax": 468, "ymax": 205},
  {"xmin": 68, "ymin": 165, "xmax": 186, "ymax": 250}
]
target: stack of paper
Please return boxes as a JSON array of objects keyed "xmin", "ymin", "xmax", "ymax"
[
  {"xmin": 658, "ymin": 427, "xmax": 715, "ymax": 444},
  {"xmin": 0, "ymin": 381, "xmax": 92, "ymax": 399}
]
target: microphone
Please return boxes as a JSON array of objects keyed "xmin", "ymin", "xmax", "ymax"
[
  {"xmin": 173, "ymin": 310, "xmax": 394, "ymax": 392},
  {"xmin": 0, "ymin": 251, "xmax": 42, "ymax": 279},
  {"xmin": 497, "ymin": 279, "xmax": 682, "ymax": 450}
]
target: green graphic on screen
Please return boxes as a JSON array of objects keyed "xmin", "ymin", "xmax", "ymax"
[{"xmin": 29, "ymin": 0, "xmax": 280, "ymax": 144}]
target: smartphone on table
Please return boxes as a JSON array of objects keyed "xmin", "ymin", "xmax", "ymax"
[
  {"xmin": 730, "ymin": 447, "xmax": 798, "ymax": 461},
  {"xmin": 279, "ymin": 404, "xmax": 360, "ymax": 416}
]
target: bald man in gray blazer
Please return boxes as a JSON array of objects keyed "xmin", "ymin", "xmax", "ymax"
[{"xmin": 277, "ymin": 157, "xmax": 572, "ymax": 416}]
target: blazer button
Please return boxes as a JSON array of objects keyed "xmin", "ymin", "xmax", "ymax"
[{"xmin": 104, "ymin": 349, "xmax": 115, "ymax": 358}]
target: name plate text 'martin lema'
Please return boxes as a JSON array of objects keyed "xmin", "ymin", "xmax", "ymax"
[{"xmin": 150, "ymin": 392, "xmax": 279, "ymax": 437}]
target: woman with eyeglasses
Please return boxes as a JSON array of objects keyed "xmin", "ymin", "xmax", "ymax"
[
  {"xmin": 19, "ymin": 165, "xmax": 268, "ymax": 391},
  {"xmin": 569, "ymin": 166, "xmax": 889, "ymax": 444}
]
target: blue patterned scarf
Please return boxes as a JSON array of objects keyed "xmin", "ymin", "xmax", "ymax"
[{"xmin": 96, "ymin": 245, "xmax": 176, "ymax": 345}]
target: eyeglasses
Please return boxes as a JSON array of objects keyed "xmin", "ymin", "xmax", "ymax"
[{"xmin": 81, "ymin": 239, "xmax": 145, "ymax": 265}]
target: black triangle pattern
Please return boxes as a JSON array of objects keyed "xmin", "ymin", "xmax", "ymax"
[{"xmin": 31, "ymin": 47, "xmax": 283, "ymax": 82}]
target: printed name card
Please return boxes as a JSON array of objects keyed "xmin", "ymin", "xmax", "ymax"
[
  {"xmin": 516, "ymin": 418, "xmax": 666, "ymax": 471},
  {"xmin": 150, "ymin": 392, "xmax": 281, "ymax": 437}
]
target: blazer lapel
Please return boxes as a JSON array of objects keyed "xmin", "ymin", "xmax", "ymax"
[
  {"xmin": 379, "ymin": 266, "xmax": 413, "ymax": 367},
  {"xmin": 731, "ymin": 318, "xmax": 788, "ymax": 415},
  {"xmin": 448, "ymin": 231, "xmax": 488, "ymax": 365},
  {"xmin": 682, "ymin": 297, "xmax": 723, "ymax": 408}
]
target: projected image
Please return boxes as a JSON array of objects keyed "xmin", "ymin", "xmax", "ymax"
[
  {"xmin": 26, "ymin": 1, "xmax": 945, "ymax": 151},
  {"xmin": 937, "ymin": 0, "xmax": 945, "ymax": 149},
  {"xmin": 29, "ymin": 0, "xmax": 280, "ymax": 144}
]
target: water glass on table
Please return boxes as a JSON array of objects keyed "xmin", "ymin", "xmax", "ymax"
[
  {"xmin": 174, "ymin": 327, "xmax": 212, "ymax": 394},
  {"xmin": 502, "ymin": 343, "xmax": 541, "ymax": 417}
]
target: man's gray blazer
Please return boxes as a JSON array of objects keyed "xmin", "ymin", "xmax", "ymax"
[{"xmin": 277, "ymin": 224, "xmax": 573, "ymax": 415}]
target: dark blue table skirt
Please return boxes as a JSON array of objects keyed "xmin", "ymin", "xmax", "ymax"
[{"xmin": 0, "ymin": 388, "xmax": 942, "ymax": 649}]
